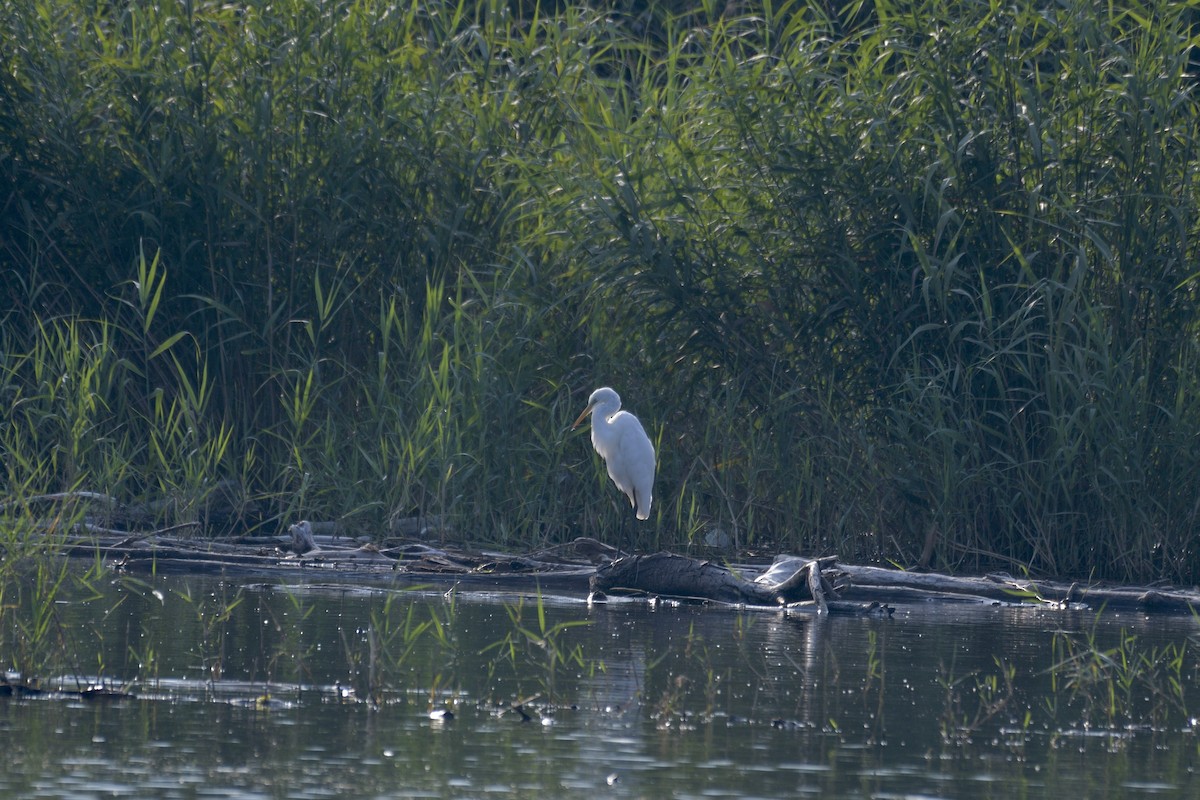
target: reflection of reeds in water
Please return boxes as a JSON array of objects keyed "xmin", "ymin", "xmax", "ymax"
[
  {"xmin": 4, "ymin": 566, "xmax": 1200, "ymax": 756},
  {"xmin": 1048, "ymin": 625, "xmax": 1191, "ymax": 729},
  {"xmin": 480, "ymin": 592, "xmax": 596, "ymax": 711},
  {"xmin": 930, "ymin": 620, "xmax": 1195, "ymax": 745},
  {"xmin": 937, "ymin": 655, "xmax": 1018, "ymax": 743}
]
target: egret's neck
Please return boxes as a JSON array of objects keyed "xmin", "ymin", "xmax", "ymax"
[{"xmin": 594, "ymin": 402, "xmax": 620, "ymax": 426}]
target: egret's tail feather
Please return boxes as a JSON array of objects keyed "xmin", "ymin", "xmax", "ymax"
[{"xmin": 634, "ymin": 489, "xmax": 651, "ymax": 520}]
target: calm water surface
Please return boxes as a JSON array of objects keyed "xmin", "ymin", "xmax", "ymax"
[{"xmin": 3, "ymin": 571, "xmax": 1199, "ymax": 798}]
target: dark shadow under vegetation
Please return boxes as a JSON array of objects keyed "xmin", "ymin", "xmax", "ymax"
[{"xmin": 4, "ymin": 0, "xmax": 1200, "ymax": 585}]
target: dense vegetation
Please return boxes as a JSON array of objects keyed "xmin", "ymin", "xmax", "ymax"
[{"xmin": 3, "ymin": 0, "xmax": 1200, "ymax": 582}]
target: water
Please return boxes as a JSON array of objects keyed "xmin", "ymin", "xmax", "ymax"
[{"xmin": 3, "ymin": 572, "xmax": 1199, "ymax": 798}]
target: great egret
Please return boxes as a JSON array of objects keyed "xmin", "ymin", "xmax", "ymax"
[{"xmin": 572, "ymin": 387, "xmax": 655, "ymax": 521}]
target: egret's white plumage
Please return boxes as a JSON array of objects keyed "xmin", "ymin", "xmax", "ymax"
[{"xmin": 572, "ymin": 387, "xmax": 655, "ymax": 520}]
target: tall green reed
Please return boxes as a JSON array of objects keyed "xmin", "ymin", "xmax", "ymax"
[{"xmin": 4, "ymin": 0, "xmax": 1200, "ymax": 580}]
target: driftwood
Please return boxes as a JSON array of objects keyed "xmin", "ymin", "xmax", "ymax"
[
  {"xmin": 588, "ymin": 552, "xmax": 866, "ymax": 615},
  {"xmin": 40, "ymin": 521, "xmax": 603, "ymax": 592},
  {"xmin": 591, "ymin": 552, "xmax": 764, "ymax": 604},
  {"xmin": 835, "ymin": 564, "xmax": 1200, "ymax": 614},
  {"xmin": 587, "ymin": 554, "xmax": 1200, "ymax": 615},
  {"xmin": 10, "ymin": 497, "xmax": 1200, "ymax": 615},
  {"xmin": 289, "ymin": 520, "xmax": 319, "ymax": 554}
]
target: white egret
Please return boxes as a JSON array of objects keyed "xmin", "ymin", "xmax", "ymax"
[{"xmin": 572, "ymin": 387, "xmax": 655, "ymax": 521}]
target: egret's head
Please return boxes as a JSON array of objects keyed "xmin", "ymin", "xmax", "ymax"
[{"xmin": 572, "ymin": 387, "xmax": 621, "ymax": 429}]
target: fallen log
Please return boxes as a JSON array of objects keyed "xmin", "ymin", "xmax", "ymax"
[
  {"xmin": 589, "ymin": 552, "xmax": 855, "ymax": 613},
  {"xmin": 590, "ymin": 553, "xmax": 758, "ymax": 604},
  {"xmin": 27, "ymin": 507, "xmax": 1200, "ymax": 615},
  {"xmin": 836, "ymin": 564, "xmax": 1200, "ymax": 613}
]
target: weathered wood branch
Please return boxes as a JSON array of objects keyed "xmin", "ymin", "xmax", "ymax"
[
  {"xmin": 806, "ymin": 560, "xmax": 828, "ymax": 616},
  {"xmin": 15, "ymin": 506, "xmax": 1200, "ymax": 615},
  {"xmin": 834, "ymin": 564, "xmax": 1200, "ymax": 613},
  {"xmin": 589, "ymin": 552, "xmax": 850, "ymax": 611}
]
